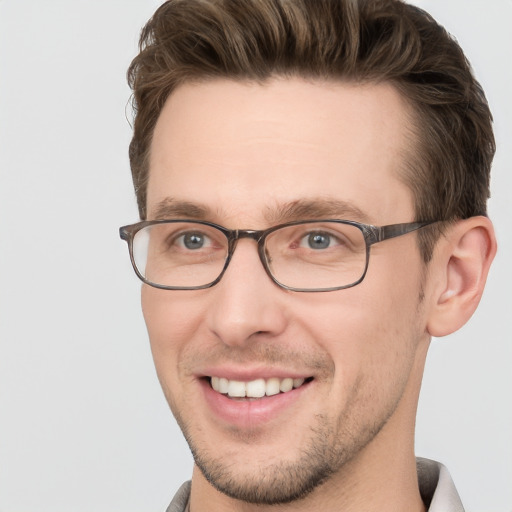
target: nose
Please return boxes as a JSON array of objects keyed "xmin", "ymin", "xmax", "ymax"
[{"xmin": 205, "ymin": 238, "xmax": 288, "ymax": 347}]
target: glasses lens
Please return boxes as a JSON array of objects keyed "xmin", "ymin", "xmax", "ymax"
[
  {"xmin": 265, "ymin": 221, "xmax": 367, "ymax": 290},
  {"xmin": 132, "ymin": 222, "xmax": 229, "ymax": 288}
]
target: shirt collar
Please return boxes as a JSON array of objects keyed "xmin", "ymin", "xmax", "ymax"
[{"xmin": 417, "ymin": 457, "xmax": 465, "ymax": 511}]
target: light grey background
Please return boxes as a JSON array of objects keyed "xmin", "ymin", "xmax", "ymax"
[{"xmin": 0, "ymin": 1, "xmax": 510, "ymax": 511}]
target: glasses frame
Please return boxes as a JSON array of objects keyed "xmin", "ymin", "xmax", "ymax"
[{"xmin": 119, "ymin": 219, "xmax": 435, "ymax": 292}]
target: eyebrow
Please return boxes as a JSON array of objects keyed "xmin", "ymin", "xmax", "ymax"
[
  {"xmin": 150, "ymin": 197, "xmax": 372, "ymax": 224},
  {"xmin": 152, "ymin": 198, "xmax": 213, "ymax": 220},
  {"xmin": 265, "ymin": 199, "xmax": 372, "ymax": 224}
]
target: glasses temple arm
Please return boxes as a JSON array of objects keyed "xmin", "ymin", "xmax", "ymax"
[{"xmin": 368, "ymin": 221, "xmax": 435, "ymax": 244}]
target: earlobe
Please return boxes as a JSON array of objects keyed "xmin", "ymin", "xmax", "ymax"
[{"xmin": 426, "ymin": 216, "xmax": 497, "ymax": 338}]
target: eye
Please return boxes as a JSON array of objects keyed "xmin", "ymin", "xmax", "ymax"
[
  {"xmin": 299, "ymin": 232, "xmax": 337, "ymax": 250},
  {"xmin": 177, "ymin": 231, "xmax": 212, "ymax": 250}
]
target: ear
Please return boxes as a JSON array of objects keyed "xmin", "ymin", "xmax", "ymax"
[{"xmin": 426, "ymin": 216, "xmax": 497, "ymax": 338}]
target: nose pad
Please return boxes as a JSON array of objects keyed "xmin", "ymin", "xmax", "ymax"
[{"xmin": 205, "ymin": 239, "xmax": 287, "ymax": 347}]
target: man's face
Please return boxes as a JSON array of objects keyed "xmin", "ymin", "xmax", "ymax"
[{"xmin": 143, "ymin": 78, "xmax": 431, "ymax": 504}]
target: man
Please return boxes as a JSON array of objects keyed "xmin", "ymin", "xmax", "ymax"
[{"xmin": 119, "ymin": 0, "xmax": 496, "ymax": 510}]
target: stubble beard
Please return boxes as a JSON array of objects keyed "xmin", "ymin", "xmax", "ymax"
[
  {"xmin": 160, "ymin": 313, "xmax": 424, "ymax": 506},
  {"xmin": 173, "ymin": 392, "xmax": 395, "ymax": 505}
]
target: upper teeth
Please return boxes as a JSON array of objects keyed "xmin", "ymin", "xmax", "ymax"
[{"xmin": 211, "ymin": 376, "xmax": 306, "ymax": 398}]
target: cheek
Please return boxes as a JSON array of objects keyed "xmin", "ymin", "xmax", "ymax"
[
  {"xmin": 353, "ymin": 276, "xmax": 425, "ymax": 396},
  {"xmin": 295, "ymin": 262, "xmax": 425, "ymax": 399},
  {"xmin": 141, "ymin": 286, "xmax": 206, "ymax": 377}
]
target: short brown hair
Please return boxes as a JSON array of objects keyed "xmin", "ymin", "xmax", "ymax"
[{"xmin": 127, "ymin": 0, "xmax": 494, "ymax": 260}]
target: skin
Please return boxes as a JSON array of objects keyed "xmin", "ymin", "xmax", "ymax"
[{"xmin": 141, "ymin": 78, "xmax": 496, "ymax": 512}]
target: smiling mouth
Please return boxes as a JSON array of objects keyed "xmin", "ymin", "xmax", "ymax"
[{"xmin": 209, "ymin": 376, "xmax": 313, "ymax": 399}]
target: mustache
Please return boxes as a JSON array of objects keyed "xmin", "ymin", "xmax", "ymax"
[{"xmin": 181, "ymin": 342, "xmax": 334, "ymax": 375}]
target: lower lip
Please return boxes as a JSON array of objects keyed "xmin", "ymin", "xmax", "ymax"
[{"xmin": 200, "ymin": 378, "xmax": 311, "ymax": 428}]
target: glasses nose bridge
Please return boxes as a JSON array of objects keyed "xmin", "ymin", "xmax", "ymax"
[
  {"xmin": 226, "ymin": 228, "xmax": 269, "ymax": 273},
  {"xmin": 234, "ymin": 228, "xmax": 264, "ymax": 242}
]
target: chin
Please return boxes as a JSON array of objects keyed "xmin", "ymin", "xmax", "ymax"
[{"xmin": 180, "ymin": 409, "xmax": 387, "ymax": 505}]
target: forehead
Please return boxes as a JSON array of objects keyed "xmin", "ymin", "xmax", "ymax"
[{"xmin": 147, "ymin": 77, "xmax": 416, "ymax": 226}]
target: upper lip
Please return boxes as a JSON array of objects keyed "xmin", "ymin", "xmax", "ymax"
[{"xmin": 197, "ymin": 365, "xmax": 313, "ymax": 381}]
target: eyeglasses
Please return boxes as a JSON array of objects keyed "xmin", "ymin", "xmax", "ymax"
[{"xmin": 119, "ymin": 219, "xmax": 435, "ymax": 292}]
